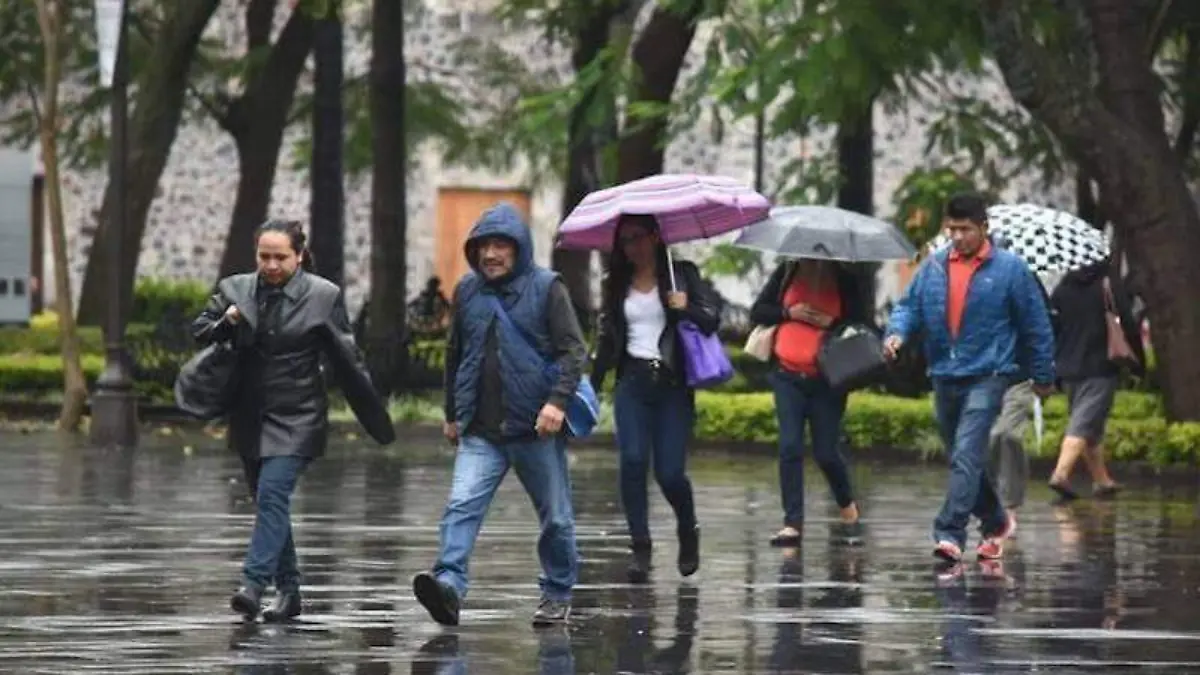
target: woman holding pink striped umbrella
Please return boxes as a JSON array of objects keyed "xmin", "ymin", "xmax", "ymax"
[{"xmin": 559, "ymin": 174, "xmax": 769, "ymax": 583}]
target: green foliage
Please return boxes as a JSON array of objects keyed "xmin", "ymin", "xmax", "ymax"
[
  {"xmin": 131, "ymin": 278, "xmax": 210, "ymax": 324},
  {"xmin": 701, "ymin": 243, "xmax": 765, "ymax": 282},
  {"xmin": 0, "ymin": 353, "xmax": 105, "ymax": 393},
  {"xmin": 691, "ymin": 390, "xmax": 1200, "ymax": 467},
  {"xmin": 0, "ymin": 1, "xmax": 113, "ymax": 168},
  {"xmin": 890, "ymin": 168, "xmax": 983, "ymax": 249},
  {"xmin": 0, "ymin": 322, "xmax": 157, "ymax": 356}
]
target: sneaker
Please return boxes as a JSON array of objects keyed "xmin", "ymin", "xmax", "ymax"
[
  {"xmin": 977, "ymin": 513, "xmax": 1016, "ymax": 560},
  {"xmin": 531, "ymin": 596, "xmax": 571, "ymax": 627},
  {"xmin": 412, "ymin": 572, "xmax": 460, "ymax": 626},
  {"xmin": 933, "ymin": 540, "xmax": 963, "ymax": 563},
  {"xmin": 833, "ymin": 521, "xmax": 864, "ymax": 546}
]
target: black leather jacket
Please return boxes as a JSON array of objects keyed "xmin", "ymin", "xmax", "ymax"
[
  {"xmin": 592, "ymin": 260, "xmax": 723, "ymax": 389},
  {"xmin": 191, "ymin": 270, "xmax": 395, "ymax": 460}
]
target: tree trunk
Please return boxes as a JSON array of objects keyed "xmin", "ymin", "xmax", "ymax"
[
  {"xmin": 616, "ymin": 1, "xmax": 704, "ymax": 182},
  {"xmin": 34, "ymin": 0, "xmax": 86, "ymax": 430},
  {"xmin": 364, "ymin": 0, "xmax": 407, "ymax": 398},
  {"xmin": 309, "ymin": 3, "xmax": 345, "ymax": 285},
  {"xmin": 76, "ymin": 0, "xmax": 221, "ymax": 325},
  {"xmin": 217, "ymin": 7, "xmax": 314, "ymax": 278},
  {"xmin": 835, "ymin": 96, "xmax": 878, "ymax": 327},
  {"xmin": 982, "ymin": 0, "xmax": 1200, "ymax": 420},
  {"xmin": 555, "ymin": 8, "xmax": 623, "ymax": 332}
]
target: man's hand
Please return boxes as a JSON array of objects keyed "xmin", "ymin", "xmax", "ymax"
[
  {"xmin": 666, "ymin": 291, "xmax": 688, "ymax": 310},
  {"xmin": 883, "ymin": 335, "xmax": 903, "ymax": 361},
  {"xmin": 1033, "ymin": 382, "xmax": 1055, "ymax": 399},
  {"xmin": 535, "ymin": 403, "xmax": 566, "ymax": 436},
  {"xmin": 443, "ymin": 421, "xmax": 459, "ymax": 444},
  {"xmin": 224, "ymin": 304, "xmax": 242, "ymax": 324}
]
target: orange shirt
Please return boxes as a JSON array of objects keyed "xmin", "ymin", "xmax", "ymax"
[
  {"xmin": 774, "ymin": 274, "xmax": 842, "ymax": 376},
  {"xmin": 946, "ymin": 240, "xmax": 991, "ymax": 338}
]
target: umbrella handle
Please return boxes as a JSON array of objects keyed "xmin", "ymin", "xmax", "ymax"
[{"xmin": 666, "ymin": 247, "xmax": 677, "ymax": 291}]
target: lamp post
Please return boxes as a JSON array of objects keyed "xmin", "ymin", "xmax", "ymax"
[{"xmin": 90, "ymin": 0, "xmax": 138, "ymax": 448}]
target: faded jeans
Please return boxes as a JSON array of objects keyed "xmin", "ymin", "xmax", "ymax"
[
  {"xmin": 432, "ymin": 434, "xmax": 579, "ymax": 602},
  {"xmin": 932, "ymin": 375, "xmax": 1010, "ymax": 548}
]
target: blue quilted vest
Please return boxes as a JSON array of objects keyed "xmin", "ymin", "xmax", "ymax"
[{"xmin": 453, "ymin": 267, "xmax": 559, "ymax": 437}]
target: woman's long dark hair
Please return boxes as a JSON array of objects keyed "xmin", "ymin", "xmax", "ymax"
[
  {"xmin": 255, "ymin": 219, "xmax": 315, "ymax": 273},
  {"xmin": 603, "ymin": 215, "xmax": 671, "ymax": 315}
]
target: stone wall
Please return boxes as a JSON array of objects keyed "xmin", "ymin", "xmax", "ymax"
[{"xmin": 35, "ymin": 0, "xmax": 1071, "ymax": 314}]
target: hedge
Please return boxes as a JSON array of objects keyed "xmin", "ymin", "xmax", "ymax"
[{"xmin": 692, "ymin": 391, "xmax": 1200, "ymax": 467}]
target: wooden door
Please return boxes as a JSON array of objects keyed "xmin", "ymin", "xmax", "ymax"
[{"xmin": 436, "ymin": 188, "xmax": 532, "ymax": 288}]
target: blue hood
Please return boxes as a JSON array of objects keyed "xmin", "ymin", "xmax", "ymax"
[{"xmin": 464, "ymin": 202, "xmax": 534, "ymax": 282}]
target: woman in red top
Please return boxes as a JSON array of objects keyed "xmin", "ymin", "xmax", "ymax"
[{"xmin": 750, "ymin": 259, "xmax": 865, "ymax": 546}]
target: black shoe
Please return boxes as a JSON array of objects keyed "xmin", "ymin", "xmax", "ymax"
[
  {"xmin": 230, "ymin": 585, "xmax": 262, "ymax": 619},
  {"xmin": 262, "ymin": 589, "xmax": 302, "ymax": 622},
  {"xmin": 627, "ymin": 539, "xmax": 652, "ymax": 584},
  {"xmin": 769, "ymin": 525, "xmax": 803, "ymax": 547},
  {"xmin": 678, "ymin": 526, "xmax": 700, "ymax": 577},
  {"xmin": 531, "ymin": 596, "xmax": 571, "ymax": 627},
  {"xmin": 413, "ymin": 572, "xmax": 460, "ymax": 626}
]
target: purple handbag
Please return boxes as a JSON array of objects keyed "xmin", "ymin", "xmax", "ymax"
[{"xmin": 677, "ymin": 320, "xmax": 734, "ymax": 389}]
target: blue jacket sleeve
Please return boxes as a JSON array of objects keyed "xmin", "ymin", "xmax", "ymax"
[
  {"xmin": 1011, "ymin": 265, "xmax": 1056, "ymax": 385},
  {"xmin": 885, "ymin": 261, "xmax": 926, "ymax": 342}
]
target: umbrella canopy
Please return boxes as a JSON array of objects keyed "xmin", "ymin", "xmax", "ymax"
[
  {"xmin": 555, "ymin": 173, "xmax": 771, "ymax": 251},
  {"xmin": 732, "ymin": 205, "xmax": 917, "ymax": 262},
  {"xmin": 928, "ymin": 203, "xmax": 1109, "ymax": 274}
]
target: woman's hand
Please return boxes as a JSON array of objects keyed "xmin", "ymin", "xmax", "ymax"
[
  {"xmin": 666, "ymin": 291, "xmax": 688, "ymax": 310},
  {"xmin": 787, "ymin": 303, "xmax": 833, "ymax": 328}
]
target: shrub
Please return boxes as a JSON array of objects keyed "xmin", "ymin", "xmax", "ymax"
[
  {"xmin": 0, "ymin": 354, "xmax": 106, "ymax": 392},
  {"xmin": 694, "ymin": 390, "xmax": 1200, "ymax": 467},
  {"xmin": 0, "ymin": 322, "xmax": 158, "ymax": 356},
  {"xmin": 131, "ymin": 278, "xmax": 210, "ymax": 325}
]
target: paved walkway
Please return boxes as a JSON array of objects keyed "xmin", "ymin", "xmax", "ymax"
[{"xmin": 0, "ymin": 430, "xmax": 1197, "ymax": 673}]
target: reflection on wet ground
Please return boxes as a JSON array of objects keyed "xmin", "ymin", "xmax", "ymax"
[{"xmin": 0, "ymin": 430, "xmax": 1198, "ymax": 673}]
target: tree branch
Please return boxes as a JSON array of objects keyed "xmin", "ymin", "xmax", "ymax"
[
  {"xmin": 246, "ymin": 0, "xmax": 278, "ymax": 50},
  {"xmin": 978, "ymin": 0, "xmax": 1115, "ymax": 167}
]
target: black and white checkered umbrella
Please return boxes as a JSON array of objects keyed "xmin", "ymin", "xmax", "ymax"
[{"xmin": 927, "ymin": 203, "xmax": 1109, "ymax": 274}]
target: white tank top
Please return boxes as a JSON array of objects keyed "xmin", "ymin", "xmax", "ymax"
[{"xmin": 624, "ymin": 287, "xmax": 666, "ymax": 360}]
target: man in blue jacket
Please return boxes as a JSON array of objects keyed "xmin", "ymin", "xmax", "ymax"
[
  {"xmin": 412, "ymin": 202, "xmax": 587, "ymax": 627},
  {"xmin": 884, "ymin": 193, "xmax": 1055, "ymax": 564}
]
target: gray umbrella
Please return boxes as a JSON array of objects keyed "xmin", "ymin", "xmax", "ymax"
[{"xmin": 732, "ymin": 205, "xmax": 917, "ymax": 262}]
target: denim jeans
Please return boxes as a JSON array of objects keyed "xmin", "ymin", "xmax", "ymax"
[
  {"xmin": 769, "ymin": 369, "xmax": 854, "ymax": 528},
  {"xmin": 932, "ymin": 375, "xmax": 1010, "ymax": 547},
  {"xmin": 433, "ymin": 434, "xmax": 578, "ymax": 602},
  {"xmin": 613, "ymin": 365, "xmax": 697, "ymax": 541},
  {"xmin": 241, "ymin": 455, "xmax": 310, "ymax": 591}
]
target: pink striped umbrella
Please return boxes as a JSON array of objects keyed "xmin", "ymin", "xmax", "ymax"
[{"xmin": 555, "ymin": 173, "xmax": 772, "ymax": 251}]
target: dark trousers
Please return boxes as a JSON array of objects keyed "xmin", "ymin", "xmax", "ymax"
[
  {"xmin": 613, "ymin": 363, "xmax": 697, "ymax": 541},
  {"xmin": 241, "ymin": 455, "xmax": 310, "ymax": 591},
  {"xmin": 769, "ymin": 369, "xmax": 855, "ymax": 528}
]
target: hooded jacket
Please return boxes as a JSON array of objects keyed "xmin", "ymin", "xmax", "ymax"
[{"xmin": 443, "ymin": 203, "xmax": 587, "ymax": 441}]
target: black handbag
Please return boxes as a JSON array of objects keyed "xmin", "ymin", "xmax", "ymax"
[
  {"xmin": 174, "ymin": 342, "xmax": 240, "ymax": 420},
  {"xmin": 817, "ymin": 322, "xmax": 887, "ymax": 391}
]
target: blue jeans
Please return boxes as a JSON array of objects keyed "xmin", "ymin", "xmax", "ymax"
[
  {"xmin": 932, "ymin": 376, "xmax": 1010, "ymax": 548},
  {"xmin": 769, "ymin": 369, "xmax": 854, "ymax": 527},
  {"xmin": 433, "ymin": 435, "xmax": 578, "ymax": 602},
  {"xmin": 613, "ymin": 366, "xmax": 697, "ymax": 541},
  {"xmin": 242, "ymin": 455, "xmax": 310, "ymax": 591}
]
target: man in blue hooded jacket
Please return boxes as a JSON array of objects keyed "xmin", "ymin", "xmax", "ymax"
[
  {"xmin": 412, "ymin": 202, "xmax": 587, "ymax": 627},
  {"xmin": 884, "ymin": 193, "xmax": 1055, "ymax": 565}
]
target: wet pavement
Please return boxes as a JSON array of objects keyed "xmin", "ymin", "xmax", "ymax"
[{"xmin": 0, "ymin": 430, "xmax": 1198, "ymax": 673}]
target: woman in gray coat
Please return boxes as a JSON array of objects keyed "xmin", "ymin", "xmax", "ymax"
[{"xmin": 191, "ymin": 220, "xmax": 394, "ymax": 621}]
